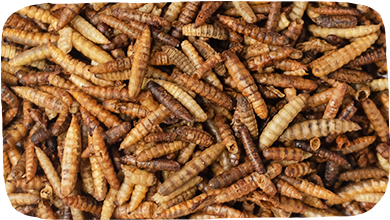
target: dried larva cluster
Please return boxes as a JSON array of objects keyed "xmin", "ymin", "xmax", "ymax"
[{"xmin": 1, "ymin": 1, "xmax": 388, "ymax": 219}]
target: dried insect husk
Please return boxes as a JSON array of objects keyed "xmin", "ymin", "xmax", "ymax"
[
  {"xmin": 310, "ymin": 33, "xmax": 378, "ymax": 77},
  {"xmin": 182, "ymin": 23, "xmax": 228, "ymax": 40},
  {"xmin": 308, "ymin": 24, "xmax": 380, "ymax": 39},
  {"xmin": 259, "ymin": 94, "xmax": 307, "ymax": 150},
  {"xmin": 362, "ymin": 99, "xmax": 389, "ymax": 143}
]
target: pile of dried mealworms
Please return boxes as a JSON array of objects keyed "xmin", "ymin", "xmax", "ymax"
[{"xmin": 1, "ymin": 1, "xmax": 389, "ymax": 219}]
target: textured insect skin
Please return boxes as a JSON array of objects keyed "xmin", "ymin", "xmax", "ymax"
[
  {"xmin": 259, "ymin": 94, "xmax": 307, "ymax": 151},
  {"xmin": 224, "ymin": 51, "xmax": 268, "ymax": 119},
  {"xmin": 310, "ymin": 6, "xmax": 361, "ymax": 16},
  {"xmin": 158, "ymin": 142, "xmax": 225, "ymax": 196},
  {"xmin": 56, "ymin": 3, "xmax": 85, "ymax": 30},
  {"xmin": 339, "ymin": 167, "xmax": 388, "ymax": 182},
  {"xmin": 285, "ymin": 161, "xmax": 317, "ymax": 178},
  {"xmin": 376, "ymin": 143, "xmax": 390, "ymax": 162},
  {"xmin": 240, "ymin": 124, "xmax": 266, "ymax": 174},
  {"xmin": 253, "ymin": 73, "xmax": 317, "ymax": 90},
  {"xmin": 312, "ymin": 15, "xmax": 357, "ymax": 28},
  {"xmin": 341, "ymin": 136, "xmax": 376, "ymax": 155},
  {"xmin": 182, "ymin": 23, "xmax": 228, "ymax": 40},
  {"xmin": 362, "ymin": 99, "xmax": 389, "ymax": 142},
  {"xmin": 68, "ymin": 89, "xmax": 122, "ymax": 129},
  {"xmin": 274, "ymin": 178, "xmax": 303, "ymax": 199},
  {"xmin": 295, "ymin": 141, "xmax": 349, "ymax": 166},
  {"xmin": 176, "ymin": 126, "xmax": 214, "ymax": 147},
  {"xmin": 153, "ymin": 186, "xmax": 198, "ymax": 217},
  {"xmin": 144, "ymin": 133, "xmax": 177, "ymax": 143},
  {"xmin": 5, "ymin": 13, "xmax": 40, "ymax": 32},
  {"xmin": 113, "ymin": 201, "xmax": 157, "ymax": 219},
  {"xmin": 171, "ymin": 2, "xmax": 201, "ymax": 39},
  {"xmin": 120, "ymin": 104, "xmax": 170, "ymax": 149},
  {"xmin": 200, "ymin": 204, "xmax": 248, "ymax": 218},
  {"xmin": 2, "ymin": 28, "xmax": 58, "ymax": 47},
  {"xmin": 309, "ymin": 24, "xmax": 380, "ymax": 40},
  {"xmin": 247, "ymin": 46, "xmax": 293, "ymax": 71},
  {"xmin": 172, "ymin": 72, "xmax": 233, "ymax": 110},
  {"xmin": 279, "ymin": 119, "xmax": 361, "ymax": 142},
  {"xmin": 346, "ymin": 48, "xmax": 386, "ymax": 67},
  {"xmin": 309, "ymin": 33, "xmax": 378, "ymax": 77},
  {"xmin": 218, "ymin": 15, "xmax": 289, "ymax": 46},
  {"xmin": 265, "ymin": 2, "xmax": 281, "ymax": 31},
  {"xmin": 279, "ymin": 175, "xmax": 340, "ymax": 200},
  {"xmin": 147, "ymin": 81, "xmax": 194, "ymax": 122},
  {"xmin": 12, "ymin": 86, "xmax": 68, "ymax": 113},
  {"xmin": 193, "ymin": 40, "xmax": 227, "ymax": 76},
  {"xmin": 89, "ymin": 57, "xmax": 132, "ymax": 74},
  {"xmin": 121, "ymin": 165, "xmax": 157, "ymax": 186},
  {"xmin": 103, "ymin": 7, "xmax": 171, "ymax": 27},
  {"xmin": 62, "ymin": 195, "xmax": 102, "ymax": 215},
  {"xmin": 121, "ymin": 155, "xmax": 180, "ymax": 171},
  {"xmin": 3, "ymin": 120, "xmax": 28, "ymax": 152},
  {"xmin": 263, "ymin": 147, "xmax": 308, "ymax": 161},
  {"xmin": 161, "ymin": 45, "xmax": 196, "ymax": 76},
  {"xmin": 285, "ymin": 18, "xmax": 304, "ymax": 41},
  {"xmin": 34, "ymin": 146, "xmax": 63, "ymax": 199},
  {"xmin": 48, "ymin": 43, "xmax": 113, "ymax": 87},
  {"xmin": 327, "ymin": 68, "xmax": 373, "ymax": 84},
  {"xmin": 194, "ymin": 1, "xmax": 222, "ymax": 27},
  {"xmin": 136, "ymin": 141, "xmax": 188, "ymax": 162},
  {"xmin": 103, "ymin": 99, "xmax": 150, "ymax": 118}
]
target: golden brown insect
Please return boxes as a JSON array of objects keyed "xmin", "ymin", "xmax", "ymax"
[
  {"xmin": 3, "ymin": 119, "xmax": 28, "ymax": 152},
  {"xmin": 2, "ymin": 28, "xmax": 58, "ymax": 47},
  {"xmin": 128, "ymin": 26, "xmax": 151, "ymax": 100},
  {"xmin": 68, "ymin": 89, "xmax": 122, "ymax": 129},
  {"xmin": 8, "ymin": 192, "xmax": 40, "ymax": 207},
  {"xmin": 279, "ymin": 174, "xmax": 339, "ymax": 200},
  {"xmin": 161, "ymin": 45, "xmax": 196, "ymax": 75},
  {"xmin": 346, "ymin": 48, "xmax": 386, "ymax": 67},
  {"xmin": 274, "ymin": 178, "xmax": 302, "ymax": 199},
  {"xmin": 172, "ymin": 72, "xmax": 233, "ymax": 110},
  {"xmin": 147, "ymin": 81, "xmax": 194, "ymax": 122},
  {"xmin": 92, "ymin": 129, "xmax": 121, "ymax": 190},
  {"xmin": 194, "ymin": 1, "xmax": 222, "ymax": 28},
  {"xmin": 128, "ymin": 184, "xmax": 149, "ymax": 212},
  {"xmin": 341, "ymin": 136, "xmax": 377, "ymax": 155},
  {"xmin": 362, "ymin": 99, "xmax": 389, "ymax": 143},
  {"xmin": 263, "ymin": 147, "xmax": 310, "ymax": 161},
  {"xmin": 279, "ymin": 119, "xmax": 361, "ymax": 142},
  {"xmin": 193, "ymin": 40, "xmax": 227, "ymax": 76},
  {"xmin": 224, "ymin": 51, "xmax": 267, "ymax": 119},
  {"xmin": 376, "ymin": 143, "xmax": 390, "ymax": 162},
  {"xmin": 120, "ymin": 104, "xmax": 170, "ymax": 149},
  {"xmin": 62, "ymin": 195, "xmax": 102, "ymax": 215},
  {"xmin": 295, "ymin": 141, "xmax": 349, "ymax": 166},
  {"xmin": 102, "ymin": 99, "xmax": 150, "ymax": 118},
  {"xmin": 60, "ymin": 115, "xmax": 81, "ymax": 197},
  {"xmin": 48, "ymin": 43, "xmax": 113, "ymax": 87},
  {"xmin": 1, "ymin": 82, "xmax": 20, "ymax": 109},
  {"xmin": 158, "ymin": 142, "xmax": 225, "ymax": 196},
  {"xmin": 218, "ymin": 15, "xmax": 289, "ymax": 46},
  {"xmin": 182, "ymin": 23, "xmax": 228, "ymax": 40},
  {"xmin": 89, "ymin": 57, "xmax": 132, "ymax": 74},
  {"xmin": 259, "ymin": 94, "xmax": 307, "ymax": 151},
  {"xmin": 284, "ymin": 161, "xmax": 317, "ymax": 178},
  {"xmin": 121, "ymin": 155, "xmax": 180, "ymax": 172},
  {"xmin": 176, "ymin": 126, "xmax": 214, "ymax": 147},
  {"xmin": 310, "ymin": 6, "xmax": 361, "ymax": 16},
  {"xmin": 311, "ymin": 15, "xmax": 357, "ymax": 28},
  {"xmin": 265, "ymin": 2, "xmax": 281, "ymax": 31},
  {"xmin": 25, "ymin": 143, "xmax": 38, "ymax": 182},
  {"xmin": 171, "ymin": 1, "xmax": 201, "ymax": 39},
  {"xmin": 253, "ymin": 73, "xmax": 317, "ymax": 90},
  {"xmin": 368, "ymin": 78, "xmax": 388, "ymax": 92},
  {"xmin": 309, "ymin": 33, "xmax": 378, "ymax": 77},
  {"xmin": 5, "ymin": 13, "xmax": 40, "ymax": 32},
  {"xmin": 247, "ymin": 45, "xmax": 293, "ymax": 71},
  {"xmin": 136, "ymin": 141, "xmax": 188, "ymax": 162},
  {"xmin": 327, "ymin": 68, "xmax": 373, "ymax": 84},
  {"xmin": 240, "ymin": 124, "xmax": 266, "ymax": 174},
  {"xmin": 34, "ymin": 146, "xmax": 62, "ymax": 199},
  {"xmin": 113, "ymin": 201, "xmax": 157, "ymax": 219},
  {"xmin": 121, "ymin": 165, "xmax": 157, "ymax": 186},
  {"xmin": 322, "ymin": 83, "xmax": 347, "ymax": 119},
  {"xmin": 55, "ymin": 3, "xmax": 85, "ymax": 30},
  {"xmin": 10, "ymin": 152, "xmax": 26, "ymax": 179},
  {"xmin": 104, "ymin": 6, "xmax": 171, "ymax": 27},
  {"xmin": 144, "ymin": 132, "xmax": 177, "ymax": 143}
]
